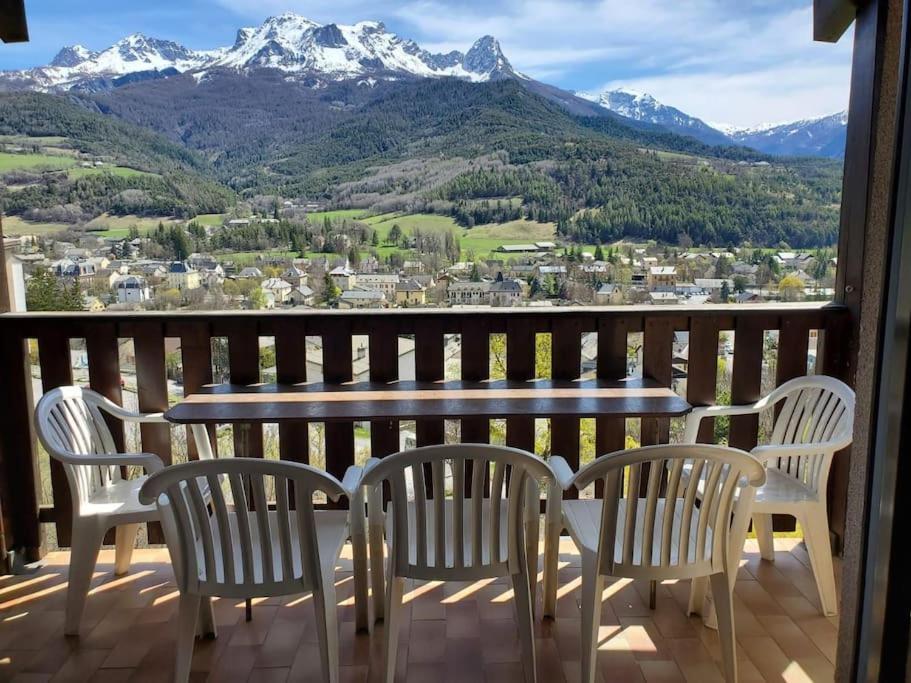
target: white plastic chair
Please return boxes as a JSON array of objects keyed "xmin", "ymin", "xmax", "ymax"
[
  {"xmin": 683, "ymin": 375, "xmax": 854, "ymax": 616},
  {"xmin": 361, "ymin": 444, "xmax": 554, "ymax": 683},
  {"xmin": 543, "ymin": 444, "xmax": 766, "ymax": 683},
  {"xmin": 34, "ymin": 386, "xmax": 190, "ymax": 635},
  {"xmin": 139, "ymin": 457, "xmax": 363, "ymax": 683}
]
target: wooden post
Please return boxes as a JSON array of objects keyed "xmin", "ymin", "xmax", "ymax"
[{"xmin": 0, "ymin": 216, "xmax": 44, "ymax": 564}]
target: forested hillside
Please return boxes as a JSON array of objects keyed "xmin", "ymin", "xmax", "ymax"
[
  {"xmin": 0, "ymin": 93, "xmax": 234, "ymax": 222},
  {"xmin": 0, "ymin": 77, "xmax": 843, "ymax": 247}
]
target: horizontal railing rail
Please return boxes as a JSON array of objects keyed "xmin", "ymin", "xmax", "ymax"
[{"xmin": 0, "ymin": 303, "xmax": 852, "ymax": 561}]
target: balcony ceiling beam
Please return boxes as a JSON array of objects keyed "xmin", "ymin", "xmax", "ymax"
[
  {"xmin": 814, "ymin": 0, "xmax": 861, "ymax": 43},
  {"xmin": 0, "ymin": 0, "xmax": 29, "ymax": 44}
]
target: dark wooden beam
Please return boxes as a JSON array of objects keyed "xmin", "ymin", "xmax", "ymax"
[
  {"xmin": 814, "ymin": 0, "xmax": 859, "ymax": 43},
  {"xmin": 0, "ymin": 0, "xmax": 29, "ymax": 43}
]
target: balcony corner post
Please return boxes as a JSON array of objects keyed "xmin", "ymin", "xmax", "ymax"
[{"xmin": 0, "ymin": 221, "xmax": 45, "ymax": 568}]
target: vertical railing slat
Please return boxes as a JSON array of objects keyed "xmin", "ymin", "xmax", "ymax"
[
  {"xmin": 85, "ymin": 322, "xmax": 125, "ymax": 453},
  {"xmin": 176, "ymin": 321, "xmax": 214, "ymax": 461},
  {"xmin": 729, "ymin": 317, "xmax": 768, "ymax": 452},
  {"xmin": 38, "ymin": 331, "xmax": 74, "ymax": 546},
  {"xmin": 641, "ymin": 317, "xmax": 675, "ymax": 447},
  {"xmin": 505, "ymin": 318, "xmax": 535, "ymax": 452},
  {"xmin": 596, "ymin": 316, "xmax": 635, "ymax": 498},
  {"xmin": 227, "ymin": 322, "xmax": 263, "ymax": 459},
  {"xmin": 414, "ymin": 318, "xmax": 445, "ymax": 449},
  {"xmin": 321, "ymin": 319, "xmax": 355, "ymax": 503},
  {"xmin": 275, "ymin": 319, "xmax": 308, "ymax": 465},
  {"xmin": 686, "ymin": 317, "xmax": 719, "ymax": 443},
  {"xmin": 551, "ymin": 317, "xmax": 583, "ymax": 498},
  {"xmin": 369, "ymin": 317, "xmax": 400, "ymax": 459},
  {"xmin": 132, "ymin": 321, "xmax": 172, "ymax": 543}
]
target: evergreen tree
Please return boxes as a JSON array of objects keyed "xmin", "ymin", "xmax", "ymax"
[
  {"xmin": 25, "ymin": 268, "xmax": 59, "ymax": 311},
  {"xmin": 60, "ymin": 277, "xmax": 84, "ymax": 311}
]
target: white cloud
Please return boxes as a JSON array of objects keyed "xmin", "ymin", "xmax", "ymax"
[{"xmin": 606, "ymin": 61, "xmax": 852, "ymax": 128}]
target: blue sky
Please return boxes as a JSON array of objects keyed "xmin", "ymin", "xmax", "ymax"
[{"xmin": 0, "ymin": 0, "xmax": 853, "ymax": 128}]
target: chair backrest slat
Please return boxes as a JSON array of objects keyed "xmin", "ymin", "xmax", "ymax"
[
  {"xmin": 207, "ymin": 474, "xmax": 236, "ymax": 583},
  {"xmin": 432, "ymin": 460, "xmax": 446, "ymax": 568},
  {"xmin": 470, "ymin": 461, "xmax": 485, "ymax": 566},
  {"xmin": 452, "ymin": 458, "xmax": 465, "ymax": 568},
  {"xmin": 621, "ymin": 463, "xmax": 641, "ymax": 566},
  {"xmin": 640, "ymin": 460, "xmax": 664, "ymax": 566},
  {"xmin": 695, "ymin": 461, "xmax": 724, "ymax": 563},
  {"xmin": 489, "ymin": 461, "xmax": 506, "ymax": 565},
  {"xmin": 676, "ymin": 458, "xmax": 703, "ymax": 566},
  {"xmin": 228, "ymin": 473, "xmax": 255, "ymax": 585},
  {"xmin": 275, "ymin": 477, "xmax": 295, "ymax": 583},
  {"xmin": 413, "ymin": 464, "xmax": 428, "ymax": 566},
  {"xmin": 660, "ymin": 458, "xmax": 684, "ymax": 566},
  {"xmin": 187, "ymin": 478, "xmax": 217, "ymax": 583}
]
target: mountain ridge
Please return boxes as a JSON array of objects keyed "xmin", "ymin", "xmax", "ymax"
[
  {"xmin": 0, "ymin": 13, "xmax": 516, "ymax": 92},
  {"xmin": 585, "ymin": 87, "xmax": 846, "ymax": 157}
]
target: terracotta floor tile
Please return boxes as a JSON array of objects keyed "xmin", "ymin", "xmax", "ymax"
[{"xmin": 0, "ymin": 539, "xmax": 838, "ymax": 683}]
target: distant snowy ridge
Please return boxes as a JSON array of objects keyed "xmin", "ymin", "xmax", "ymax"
[
  {"xmin": 579, "ymin": 88, "xmax": 731, "ymax": 146},
  {"xmin": 0, "ymin": 12, "xmax": 516, "ymax": 91},
  {"xmin": 583, "ymin": 87, "xmax": 847, "ymax": 157}
]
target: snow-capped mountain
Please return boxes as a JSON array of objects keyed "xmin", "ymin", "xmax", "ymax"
[
  {"xmin": 581, "ymin": 87, "xmax": 847, "ymax": 156},
  {"xmin": 579, "ymin": 88, "xmax": 731, "ymax": 146},
  {"xmin": 0, "ymin": 13, "xmax": 516, "ymax": 92},
  {"xmin": 726, "ymin": 112, "xmax": 848, "ymax": 158}
]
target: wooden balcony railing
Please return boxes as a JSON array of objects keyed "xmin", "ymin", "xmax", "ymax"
[{"xmin": 0, "ymin": 303, "xmax": 852, "ymax": 563}]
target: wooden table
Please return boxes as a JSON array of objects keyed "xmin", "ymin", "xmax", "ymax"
[
  {"xmin": 165, "ymin": 377, "xmax": 691, "ymax": 424},
  {"xmin": 165, "ymin": 377, "xmax": 691, "ymax": 628}
]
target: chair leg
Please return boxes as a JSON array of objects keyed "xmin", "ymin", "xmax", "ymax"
[
  {"xmin": 512, "ymin": 569, "xmax": 537, "ymax": 683},
  {"xmin": 64, "ymin": 522, "xmax": 105, "ymax": 635},
  {"xmin": 351, "ymin": 527, "xmax": 370, "ymax": 632},
  {"xmin": 525, "ymin": 509, "xmax": 541, "ymax": 618},
  {"xmin": 313, "ymin": 580, "xmax": 340, "ymax": 683},
  {"xmin": 542, "ymin": 518, "xmax": 561, "ymax": 619},
  {"xmin": 368, "ymin": 526, "xmax": 386, "ymax": 623},
  {"xmin": 752, "ymin": 514, "xmax": 775, "ymax": 562},
  {"xmin": 580, "ymin": 554, "xmax": 604, "ymax": 683},
  {"xmin": 175, "ymin": 593, "xmax": 201, "ymax": 683},
  {"xmin": 383, "ymin": 576, "xmax": 405, "ymax": 683},
  {"xmin": 197, "ymin": 596, "xmax": 217, "ymax": 639},
  {"xmin": 687, "ymin": 576, "xmax": 708, "ymax": 617},
  {"xmin": 800, "ymin": 506, "xmax": 838, "ymax": 616},
  {"xmin": 709, "ymin": 572, "xmax": 738, "ymax": 683},
  {"xmin": 114, "ymin": 523, "xmax": 141, "ymax": 575}
]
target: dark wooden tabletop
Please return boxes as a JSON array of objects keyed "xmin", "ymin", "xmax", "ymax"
[{"xmin": 164, "ymin": 378, "xmax": 691, "ymax": 424}]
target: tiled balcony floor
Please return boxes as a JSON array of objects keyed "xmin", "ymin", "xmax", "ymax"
[{"xmin": 0, "ymin": 538, "xmax": 838, "ymax": 682}]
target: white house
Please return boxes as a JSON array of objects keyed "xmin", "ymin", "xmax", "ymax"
[{"xmin": 115, "ymin": 275, "xmax": 151, "ymax": 304}]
